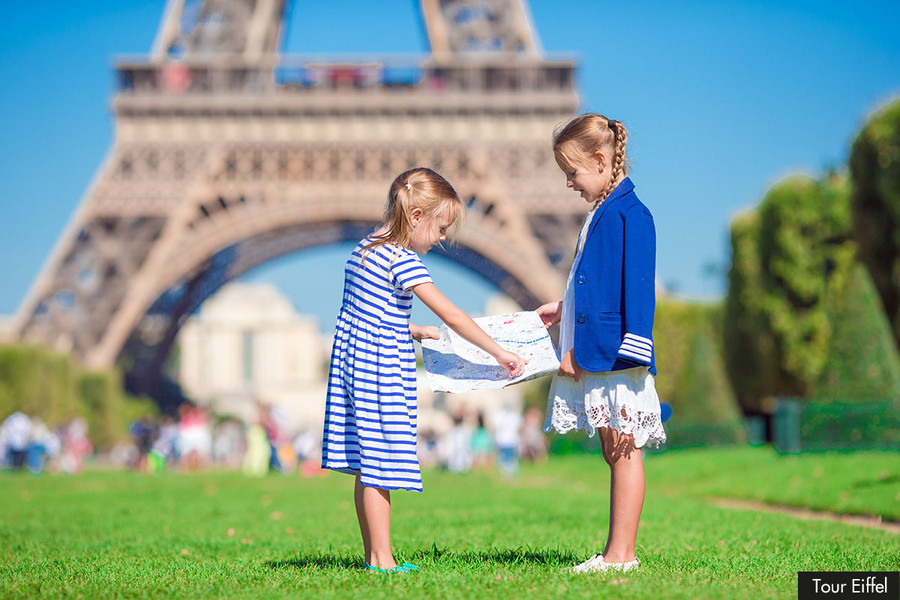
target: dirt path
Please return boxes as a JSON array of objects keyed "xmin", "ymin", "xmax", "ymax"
[{"xmin": 712, "ymin": 498, "xmax": 900, "ymax": 534}]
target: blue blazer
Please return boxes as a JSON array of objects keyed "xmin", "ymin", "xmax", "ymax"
[{"xmin": 572, "ymin": 177, "xmax": 657, "ymax": 375}]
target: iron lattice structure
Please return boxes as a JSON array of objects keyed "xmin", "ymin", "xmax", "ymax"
[{"xmin": 13, "ymin": 0, "xmax": 582, "ymax": 397}]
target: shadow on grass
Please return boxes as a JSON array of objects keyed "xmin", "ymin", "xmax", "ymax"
[
  {"xmin": 852, "ymin": 473, "xmax": 900, "ymax": 488},
  {"xmin": 267, "ymin": 545, "xmax": 580, "ymax": 571},
  {"xmin": 267, "ymin": 553, "xmax": 362, "ymax": 571},
  {"xmin": 415, "ymin": 544, "xmax": 580, "ymax": 567}
]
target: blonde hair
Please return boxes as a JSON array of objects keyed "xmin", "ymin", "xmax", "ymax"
[
  {"xmin": 553, "ymin": 113, "xmax": 628, "ymax": 207},
  {"xmin": 368, "ymin": 167, "xmax": 464, "ymax": 253}
]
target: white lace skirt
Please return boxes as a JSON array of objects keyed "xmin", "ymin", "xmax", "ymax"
[{"xmin": 544, "ymin": 366, "xmax": 667, "ymax": 448}]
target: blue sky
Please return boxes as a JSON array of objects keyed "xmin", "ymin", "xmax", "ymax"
[{"xmin": 1, "ymin": 1, "xmax": 898, "ymax": 330}]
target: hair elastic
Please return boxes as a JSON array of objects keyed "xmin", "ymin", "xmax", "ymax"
[
  {"xmin": 608, "ymin": 119, "xmax": 618, "ymax": 130},
  {"xmin": 405, "ymin": 182, "xmax": 412, "ymax": 191}
]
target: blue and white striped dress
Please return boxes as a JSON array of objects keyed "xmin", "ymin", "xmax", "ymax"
[{"xmin": 321, "ymin": 237, "xmax": 432, "ymax": 491}]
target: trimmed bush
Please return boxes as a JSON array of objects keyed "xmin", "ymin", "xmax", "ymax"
[
  {"xmin": 0, "ymin": 344, "xmax": 157, "ymax": 450},
  {"xmin": 812, "ymin": 263, "xmax": 900, "ymax": 402},
  {"xmin": 0, "ymin": 345, "xmax": 79, "ymax": 426},
  {"xmin": 658, "ymin": 305, "xmax": 746, "ymax": 448}
]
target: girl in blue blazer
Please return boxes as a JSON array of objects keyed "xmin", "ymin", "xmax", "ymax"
[{"xmin": 536, "ymin": 113, "xmax": 667, "ymax": 574}]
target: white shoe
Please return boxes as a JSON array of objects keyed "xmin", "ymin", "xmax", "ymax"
[
  {"xmin": 571, "ymin": 554, "xmax": 640, "ymax": 573},
  {"xmin": 606, "ymin": 557, "xmax": 640, "ymax": 572},
  {"xmin": 571, "ymin": 554, "xmax": 605, "ymax": 573}
]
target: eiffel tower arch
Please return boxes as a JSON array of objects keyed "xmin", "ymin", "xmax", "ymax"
[{"xmin": 13, "ymin": 0, "xmax": 582, "ymax": 398}]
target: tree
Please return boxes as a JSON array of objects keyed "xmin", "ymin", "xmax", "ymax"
[
  {"xmin": 724, "ymin": 174, "xmax": 855, "ymax": 408},
  {"xmin": 724, "ymin": 210, "xmax": 778, "ymax": 412},
  {"xmin": 850, "ymin": 98, "xmax": 900, "ymax": 346}
]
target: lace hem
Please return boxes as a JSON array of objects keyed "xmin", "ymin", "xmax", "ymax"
[{"xmin": 545, "ymin": 397, "xmax": 667, "ymax": 448}]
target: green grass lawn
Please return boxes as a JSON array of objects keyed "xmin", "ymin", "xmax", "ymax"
[
  {"xmin": 649, "ymin": 446, "xmax": 900, "ymax": 521},
  {"xmin": 1, "ymin": 446, "xmax": 897, "ymax": 599}
]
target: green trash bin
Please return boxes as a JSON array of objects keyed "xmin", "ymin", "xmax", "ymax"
[
  {"xmin": 744, "ymin": 415, "xmax": 767, "ymax": 446},
  {"xmin": 773, "ymin": 398, "xmax": 802, "ymax": 454}
]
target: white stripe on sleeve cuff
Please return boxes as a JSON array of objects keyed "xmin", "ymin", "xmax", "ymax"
[{"xmin": 618, "ymin": 333, "xmax": 652, "ymax": 363}]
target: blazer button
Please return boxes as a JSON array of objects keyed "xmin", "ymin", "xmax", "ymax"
[
  {"xmin": 577, "ymin": 315, "xmax": 586, "ymax": 324},
  {"xmin": 577, "ymin": 275, "xmax": 585, "ymax": 285}
]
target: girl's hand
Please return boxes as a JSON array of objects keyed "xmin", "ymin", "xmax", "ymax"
[
  {"xmin": 410, "ymin": 324, "xmax": 441, "ymax": 342},
  {"xmin": 536, "ymin": 301, "xmax": 563, "ymax": 328},
  {"xmin": 495, "ymin": 349, "xmax": 527, "ymax": 378},
  {"xmin": 558, "ymin": 349, "xmax": 583, "ymax": 382}
]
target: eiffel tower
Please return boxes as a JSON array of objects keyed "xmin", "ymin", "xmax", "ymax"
[{"xmin": 12, "ymin": 0, "xmax": 580, "ymax": 398}]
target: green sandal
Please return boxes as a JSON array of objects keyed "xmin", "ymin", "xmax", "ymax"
[{"xmin": 365, "ymin": 563, "xmax": 417, "ymax": 574}]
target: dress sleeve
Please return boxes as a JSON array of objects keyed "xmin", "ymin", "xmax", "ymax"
[
  {"xmin": 617, "ymin": 205, "xmax": 656, "ymax": 365},
  {"xmin": 391, "ymin": 250, "xmax": 433, "ymax": 290}
]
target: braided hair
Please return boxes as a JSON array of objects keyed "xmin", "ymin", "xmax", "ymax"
[{"xmin": 552, "ymin": 113, "xmax": 629, "ymax": 208}]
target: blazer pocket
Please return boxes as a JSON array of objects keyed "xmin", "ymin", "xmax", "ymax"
[{"xmin": 593, "ymin": 313, "xmax": 622, "ymax": 364}]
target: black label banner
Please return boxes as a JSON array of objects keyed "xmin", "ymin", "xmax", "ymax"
[{"xmin": 798, "ymin": 572, "xmax": 899, "ymax": 600}]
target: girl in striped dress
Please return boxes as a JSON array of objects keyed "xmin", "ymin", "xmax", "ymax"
[{"xmin": 321, "ymin": 167, "xmax": 527, "ymax": 574}]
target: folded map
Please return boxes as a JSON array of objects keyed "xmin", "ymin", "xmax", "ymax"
[{"xmin": 420, "ymin": 311, "xmax": 560, "ymax": 393}]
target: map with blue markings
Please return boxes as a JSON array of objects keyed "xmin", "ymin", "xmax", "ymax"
[{"xmin": 421, "ymin": 311, "xmax": 560, "ymax": 393}]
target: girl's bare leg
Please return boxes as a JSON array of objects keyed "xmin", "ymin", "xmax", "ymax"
[
  {"xmin": 354, "ymin": 472, "xmax": 397, "ymax": 569},
  {"xmin": 599, "ymin": 427, "xmax": 644, "ymax": 563},
  {"xmin": 354, "ymin": 473, "xmax": 371, "ymax": 560},
  {"xmin": 599, "ymin": 438, "xmax": 615, "ymax": 554}
]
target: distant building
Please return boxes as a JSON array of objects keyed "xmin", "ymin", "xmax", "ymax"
[
  {"xmin": 0, "ymin": 317, "xmax": 13, "ymax": 342},
  {"xmin": 177, "ymin": 282, "xmax": 326, "ymax": 433}
]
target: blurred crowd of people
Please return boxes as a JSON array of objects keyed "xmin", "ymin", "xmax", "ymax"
[
  {"xmin": 419, "ymin": 405, "xmax": 548, "ymax": 476},
  {"xmin": 124, "ymin": 403, "xmax": 325, "ymax": 477},
  {"xmin": 0, "ymin": 411, "xmax": 93, "ymax": 475},
  {"xmin": 2, "ymin": 402, "xmax": 548, "ymax": 478}
]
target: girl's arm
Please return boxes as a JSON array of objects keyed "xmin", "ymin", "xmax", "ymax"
[
  {"xmin": 412, "ymin": 282, "xmax": 527, "ymax": 377},
  {"xmin": 535, "ymin": 300, "xmax": 563, "ymax": 327}
]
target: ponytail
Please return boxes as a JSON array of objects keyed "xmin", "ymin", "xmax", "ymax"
[{"xmin": 367, "ymin": 167, "xmax": 463, "ymax": 256}]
